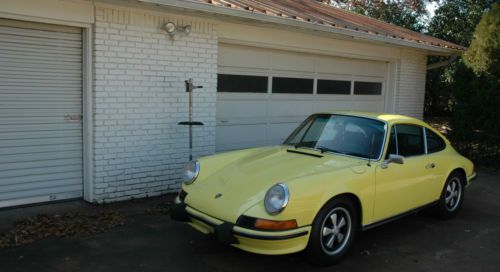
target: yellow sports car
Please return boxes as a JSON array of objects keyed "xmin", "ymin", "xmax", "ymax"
[{"xmin": 171, "ymin": 111, "xmax": 475, "ymax": 265}]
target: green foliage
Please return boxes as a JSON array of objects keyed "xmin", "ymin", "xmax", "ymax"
[
  {"xmin": 366, "ymin": 1, "xmax": 427, "ymax": 32},
  {"xmin": 427, "ymin": 0, "xmax": 492, "ymax": 47},
  {"xmin": 464, "ymin": 3, "xmax": 500, "ymax": 77},
  {"xmin": 447, "ymin": 61, "xmax": 500, "ymax": 167},
  {"xmin": 325, "ymin": 0, "xmax": 432, "ymax": 31},
  {"xmin": 441, "ymin": 4, "xmax": 500, "ymax": 168},
  {"xmin": 425, "ymin": 0, "xmax": 493, "ymax": 116}
]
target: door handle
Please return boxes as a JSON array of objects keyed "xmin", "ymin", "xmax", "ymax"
[{"xmin": 426, "ymin": 163, "xmax": 436, "ymax": 169}]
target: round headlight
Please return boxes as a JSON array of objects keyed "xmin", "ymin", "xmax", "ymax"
[
  {"xmin": 264, "ymin": 183, "xmax": 289, "ymax": 215},
  {"xmin": 183, "ymin": 161, "xmax": 200, "ymax": 185}
]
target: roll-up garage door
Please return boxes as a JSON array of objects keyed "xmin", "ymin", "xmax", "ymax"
[
  {"xmin": 0, "ymin": 19, "xmax": 83, "ymax": 207},
  {"xmin": 216, "ymin": 44, "xmax": 388, "ymax": 152}
]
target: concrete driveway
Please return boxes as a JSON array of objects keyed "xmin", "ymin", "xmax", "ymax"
[{"xmin": 0, "ymin": 170, "xmax": 499, "ymax": 272}]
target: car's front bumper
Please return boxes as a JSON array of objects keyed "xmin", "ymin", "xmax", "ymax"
[{"xmin": 171, "ymin": 199, "xmax": 311, "ymax": 255}]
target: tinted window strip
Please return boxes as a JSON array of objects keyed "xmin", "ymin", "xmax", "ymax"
[
  {"xmin": 217, "ymin": 74, "xmax": 268, "ymax": 93},
  {"xmin": 272, "ymin": 77, "xmax": 314, "ymax": 94},
  {"xmin": 317, "ymin": 79, "xmax": 351, "ymax": 95},
  {"xmin": 354, "ymin": 81, "xmax": 382, "ymax": 95}
]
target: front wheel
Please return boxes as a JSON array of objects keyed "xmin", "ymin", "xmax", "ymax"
[
  {"xmin": 434, "ymin": 171, "xmax": 465, "ymax": 219},
  {"xmin": 306, "ymin": 197, "xmax": 358, "ymax": 266}
]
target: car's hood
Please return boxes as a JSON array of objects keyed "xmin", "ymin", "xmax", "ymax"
[{"xmin": 184, "ymin": 146, "xmax": 367, "ymax": 223}]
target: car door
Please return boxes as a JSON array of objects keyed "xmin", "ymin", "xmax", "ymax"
[
  {"xmin": 423, "ymin": 127, "xmax": 449, "ymax": 200},
  {"xmin": 373, "ymin": 124, "xmax": 435, "ymax": 222}
]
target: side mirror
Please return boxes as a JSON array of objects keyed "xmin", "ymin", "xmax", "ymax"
[{"xmin": 381, "ymin": 154, "xmax": 404, "ymax": 169}]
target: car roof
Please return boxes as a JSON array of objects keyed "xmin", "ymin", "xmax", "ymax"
[{"xmin": 317, "ymin": 111, "xmax": 426, "ymax": 125}]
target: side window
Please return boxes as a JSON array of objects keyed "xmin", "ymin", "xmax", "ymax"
[
  {"xmin": 426, "ymin": 128, "xmax": 446, "ymax": 153},
  {"xmin": 385, "ymin": 126, "xmax": 398, "ymax": 159},
  {"xmin": 396, "ymin": 125, "xmax": 425, "ymax": 157}
]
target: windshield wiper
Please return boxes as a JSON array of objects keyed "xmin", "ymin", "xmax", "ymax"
[{"xmin": 314, "ymin": 146, "xmax": 335, "ymax": 154}]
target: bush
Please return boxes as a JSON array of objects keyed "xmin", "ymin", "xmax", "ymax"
[
  {"xmin": 448, "ymin": 62, "xmax": 500, "ymax": 168},
  {"xmin": 448, "ymin": 4, "xmax": 500, "ymax": 169}
]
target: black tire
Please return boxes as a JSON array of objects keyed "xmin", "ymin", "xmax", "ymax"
[
  {"xmin": 306, "ymin": 196, "xmax": 358, "ymax": 266},
  {"xmin": 433, "ymin": 171, "xmax": 465, "ymax": 219}
]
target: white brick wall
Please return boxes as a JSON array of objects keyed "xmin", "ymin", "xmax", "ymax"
[
  {"xmin": 395, "ymin": 49, "xmax": 428, "ymax": 119},
  {"xmin": 93, "ymin": 6, "xmax": 217, "ymax": 202}
]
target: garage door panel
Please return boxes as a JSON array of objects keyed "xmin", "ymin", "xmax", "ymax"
[
  {"xmin": 0, "ymin": 170, "xmax": 83, "ymax": 187},
  {"xmin": 313, "ymin": 99, "xmax": 355, "ymax": 112},
  {"xmin": 0, "ymin": 116, "xmax": 80, "ymax": 125},
  {"xmin": 352, "ymin": 100, "xmax": 385, "ymax": 111},
  {"xmin": 0, "ymin": 144, "xmax": 82, "ymax": 156},
  {"xmin": 0, "ymin": 123, "xmax": 81, "ymax": 133},
  {"xmin": 216, "ymin": 99, "xmax": 268, "ymax": 119},
  {"xmin": 219, "ymin": 44, "xmax": 269, "ymax": 69},
  {"xmin": 216, "ymin": 124, "xmax": 267, "ymax": 151},
  {"xmin": 0, "ymin": 20, "xmax": 83, "ymax": 207},
  {"xmin": 0, "ymin": 184, "xmax": 83, "ymax": 203},
  {"xmin": 317, "ymin": 58, "xmax": 354, "ymax": 75},
  {"xmin": 0, "ymin": 164, "xmax": 82, "ymax": 180},
  {"xmin": 351, "ymin": 60, "xmax": 388, "ymax": 77},
  {"xmin": 0, "ymin": 136, "xmax": 82, "ymax": 148},
  {"xmin": 270, "ymin": 51, "xmax": 315, "ymax": 72},
  {"xmin": 0, "ymin": 58, "xmax": 82, "ymax": 69},
  {"xmin": 267, "ymin": 122, "xmax": 300, "ymax": 145},
  {"xmin": 0, "ymin": 150, "xmax": 82, "ymax": 164},
  {"xmin": 0, "ymin": 178, "xmax": 82, "ymax": 195},
  {"xmin": 268, "ymin": 100, "xmax": 314, "ymax": 118}
]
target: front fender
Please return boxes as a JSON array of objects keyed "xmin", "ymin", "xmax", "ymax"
[{"xmin": 242, "ymin": 165, "xmax": 376, "ymax": 227}]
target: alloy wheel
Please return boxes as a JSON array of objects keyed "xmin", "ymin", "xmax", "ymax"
[
  {"xmin": 320, "ymin": 207, "xmax": 352, "ymax": 255},
  {"xmin": 445, "ymin": 177, "xmax": 462, "ymax": 212}
]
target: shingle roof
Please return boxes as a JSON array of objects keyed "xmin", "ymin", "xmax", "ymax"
[{"xmin": 192, "ymin": 0, "xmax": 464, "ymax": 51}]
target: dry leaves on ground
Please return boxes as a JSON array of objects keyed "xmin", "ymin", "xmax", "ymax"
[
  {"xmin": 142, "ymin": 202, "xmax": 171, "ymax": 216},
  {"xmin": 0, "ymin": 211, "xmax": 124, "ymax": 249}
]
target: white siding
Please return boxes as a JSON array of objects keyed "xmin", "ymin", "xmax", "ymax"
[
  {"xmin": 395, "ymin": 49, "xmax": 428, "ymax": 119},
  {"xmin": 92, "ymin": 6, "xmax": 217, "ymax": 202}
]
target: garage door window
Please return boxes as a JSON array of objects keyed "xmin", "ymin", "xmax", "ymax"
[
  {"xmin": 217, "ymin": 74, "xmax": 267, "ymax": 93},
  {"xmin": 272, "ymin": 77, "xmax": 313, "ymax": 94},
  {"xmin": 354, "ymin": 81, "xmax": 382, "ymax": 95},
  {"xmin": 317, "ymin": 79, "xmax": 351, "ymax": 95}
]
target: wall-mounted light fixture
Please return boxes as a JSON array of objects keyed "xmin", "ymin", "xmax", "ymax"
[{"xmin": 163, "ymin": 22, "xmax": 191, "ymax": 39}]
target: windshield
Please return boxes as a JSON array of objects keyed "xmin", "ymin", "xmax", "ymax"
[{"xmin": 284, "ymin": 114, "xmax": 387, "ymax": 160}]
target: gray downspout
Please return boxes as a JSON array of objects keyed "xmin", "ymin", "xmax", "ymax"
[{"xmin": 427, "ymin": 55, "xmax": 459, "ymax": 70}]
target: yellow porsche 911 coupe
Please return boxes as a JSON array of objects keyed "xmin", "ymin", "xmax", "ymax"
[{"xmin": 171, "ymin": 111, "xmax": 475, "ymax": 265}]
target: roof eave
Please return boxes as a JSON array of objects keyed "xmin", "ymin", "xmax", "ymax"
[{"xmin": 138, "ymin": 0, "xmax": 463, "ymax": 55}]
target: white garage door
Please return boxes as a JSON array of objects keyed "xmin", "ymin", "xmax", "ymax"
[
  {"xmin": 216, "ymin": 44, "xmax": 388, "ymax": 152},
  {"xmin": 0, "ymin": 19, "xmax": 83, "ymax": 207}
]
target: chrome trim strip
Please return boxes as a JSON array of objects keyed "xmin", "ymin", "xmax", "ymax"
[
  {"xmin": 423, "ymin": 127, "xmax": 428, "ymax": 154},
  {"xmin": 362, "ymin": 200, "xmax": 439, "ymax": 231},
  {"xmin": 233, "ymin": 230, "xmax": 309, "ymax": 241},
  {"xmin": 394, "ymin": 125, "xmax": 399, "ymax": 155},
  {"xmin": 184, "ymin": 205, "xmax": 308, "ymax": 241}
]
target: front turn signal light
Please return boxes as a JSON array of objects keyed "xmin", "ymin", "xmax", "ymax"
[{"xmin": 254, "ymin": 219, "xmax": 298, "ymax": 230}]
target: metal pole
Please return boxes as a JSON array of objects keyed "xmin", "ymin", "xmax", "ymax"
[
  {"xmin": 187, "ymin": 79, "xmax": 193, "ymax": 161},
  {"xmin": 179, "ymin": 79, "xmax": 203, "ymax": 161}
]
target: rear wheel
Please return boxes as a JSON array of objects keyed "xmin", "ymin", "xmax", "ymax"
[
  {"xmin": 306, "ymin": 197, "xmax": 358, "ymax": 266},
  {"xmin": 434, "ymin": 171, "xmax": 465, "ymax": 219}
]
